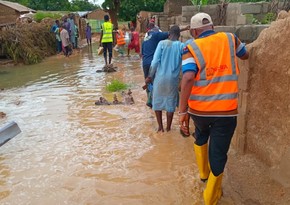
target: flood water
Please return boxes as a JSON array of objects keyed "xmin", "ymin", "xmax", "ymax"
[{"xmin": 0, "ymin": 45, "xmax": 205, "ymax": 205}]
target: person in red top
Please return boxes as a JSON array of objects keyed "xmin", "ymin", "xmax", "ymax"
[{"xmin": 127, "ymin": 27, "xmax": 140, "ymax": 57}]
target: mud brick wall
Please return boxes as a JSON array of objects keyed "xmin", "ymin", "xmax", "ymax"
[{"xmin": 0, "ymin": 4, "xmax": 19, "ymax": 24}]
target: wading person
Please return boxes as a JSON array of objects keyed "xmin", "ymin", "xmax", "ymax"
[
  {"xmin": 141, "ymin": 23, "xmax": 169, "ymax": 108},
  {"xmin": 99, "ymin": 15, "xmax": 114, "ymax": 67},
  {"xmin": 179, "ymin": 13, "xmax": 249, "ymax": 205},
  {"xmin": 142, "ymin": 23, "xmax": 189, "ymax": 108},
  {"xmin": 114, "ymin": 27, "xmax": 126, "ymax": 56},
  {"xmin": 60, "ymin": 24, "xmax": 72, "ymax": 57},
  {"xmin": 145, "ymin": 26, "xmax": 184, "ymax": 132},
  {"xmin": 127, "ymin": 27, "xmax": 140, "ymax": 57}
]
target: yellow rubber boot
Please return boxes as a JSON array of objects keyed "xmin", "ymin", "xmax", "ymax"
[
  {"xmin": 203, "ymin": 172, "xmax": 223, "ymax": 205},
  {"xmin": 194, "ymin": 143, "xmax": 210, "ymax": 182}
]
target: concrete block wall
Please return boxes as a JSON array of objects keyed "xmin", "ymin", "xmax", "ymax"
[
  {"xmin": 181, "ymin": 25, "xmax": 269, "ymax": 44},
  {"xmin": 164, "ymin": 0, "xmax": 192, "ymax": 17},
  {"xmin": 181, "ymin": 2, "xmax": 274, "ymax": 27}
]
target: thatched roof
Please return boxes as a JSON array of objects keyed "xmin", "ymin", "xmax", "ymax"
[{"xmin": 0, "ymin": 0, "xmax": 35, "ymax": 13}]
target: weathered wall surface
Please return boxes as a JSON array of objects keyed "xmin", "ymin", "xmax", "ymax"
[
  {"xmin": 234, "ymin": 11, "xmax": 290, "ymax": 168},
  {"xmin": 164, "ymin": 0, "xmax": 192, "ymax": 17},
  {"xmin": 0, "ymin": 4, "xmax": 18, "ymax": 24},
  {"xmin": 87, "ymin": 10, "xmax": 108, "ymax": 20}
]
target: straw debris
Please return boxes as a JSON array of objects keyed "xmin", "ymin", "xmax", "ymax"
[{"xmin": 0, "ymin": 20, "xmax": 56, "ymax": 64}]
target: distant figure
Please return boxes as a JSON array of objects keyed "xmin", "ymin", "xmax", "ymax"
[
  {"xmin": 68, "ymin": 14, "xmax": 76, "ymax": 48},
  {"xmin": 63, "ymin": 17, "xmax": 71, "ymax": 35},
  {"xmin": 86, "ymin": 22, "xmax": 92, "ymax": 45},
  {"xmin": 60, "ymin": 24, "xmax": 72, "ymax": 57},
  {"xmin": 114, "ymin": 27, "xmax": 126, "ymax": 56},
  {"xmin": 99, "ymin": 15, "xmax": 114, "ymax": 66},
  {"xmin": 54, "ymin": 20, "xmax": 62, "ymax": 53},
  {"xmin": 124, "ymin": 26, "xmax": 131, "ymax": 47},
  {"xmin": 75, "ymin": 24, "xmax": 79, "ymax": 49},
  {"xmin": 127, "ymin": 27, "xmax": 140, "ymax": 56}
]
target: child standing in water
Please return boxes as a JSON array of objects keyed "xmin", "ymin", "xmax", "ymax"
[
  {"xmin": 145, "ymin": 25, "xmax": 184, "ymax": 132},
  {"xmin": 86, "ymin": 22, "xmax": 92, "ymax": 45}
]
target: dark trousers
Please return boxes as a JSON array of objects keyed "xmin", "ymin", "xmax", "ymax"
[
  {"xmin": 191, "ymin": 115, "xmax": 237, "ymax": 176},
  {"xmin": 102, "ymin": 42, "xmax": 112, "ymax": 62},
  {"xmin": 64, "ymin": 46, "xmax": 72, "ymax": 57},
  {"xmin": 142, "ymin": 64, "xmax": 150, "ymax": 79},
  {"xmin": 56, "ymin": 41, "xmax": 62, "ymax": 53}
]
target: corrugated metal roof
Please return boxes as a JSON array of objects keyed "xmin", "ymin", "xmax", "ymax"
[
  {"xmin": 75, "ymin": 11, "xmax": 91, "ymax": 17},
  {"xmin": 0, "ymin": 0, "xmax": 35, "ymax": 13}
]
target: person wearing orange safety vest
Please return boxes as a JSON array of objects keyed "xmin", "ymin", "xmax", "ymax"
[
  {"xmin": 179, "ymin": 13, "xmax": 249, "ymax": 205},
  {"xmin": 113, "ymin": 27, "xmax": 126, "ymax": 56},
  {"xmin": 99, "ymin": 15, "xmax": 114, "ymax": 66}
]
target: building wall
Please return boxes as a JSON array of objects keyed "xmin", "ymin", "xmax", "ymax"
[
  {"xmin": 0, "ymin": 4, "xmax": 19, "ymax": 24},
  {"xmin": 87, "ymin": 9, "xmax": 108, "ymax": 20},
  {"xmin": 164, "ymin": 0, "xmax": 192, "ymax": 17}
]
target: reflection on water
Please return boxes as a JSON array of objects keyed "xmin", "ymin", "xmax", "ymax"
[{"xmin": 0, "ymin": 45, "xmax": 203, "ymax": 205}]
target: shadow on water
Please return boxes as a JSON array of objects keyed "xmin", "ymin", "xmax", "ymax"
[{"xmin": 0, "ymin": 43, "xmax": 206, "ymax": 205}]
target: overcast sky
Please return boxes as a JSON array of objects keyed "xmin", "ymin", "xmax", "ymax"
[{"xmin": 90, "ymin": 0, "xmax": 105, "ymax": 5}]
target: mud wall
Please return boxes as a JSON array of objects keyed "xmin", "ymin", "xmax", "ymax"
[
  {"xmin": 233, "ymin": 11, "xmax": 290, "ymax": 168},
  {"xmin": 0, "ymin": 4, "xmax": 19, "ymax": 24}
]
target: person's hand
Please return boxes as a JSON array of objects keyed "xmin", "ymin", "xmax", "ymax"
[
  {"xmin": 179, "ymin": 113, "xmax": 190, "ymax": 137},
  {"xmin": 142, "ymin": 84, "xmax": 147, "ymax": 90},
  {"xmin": 145, "ymin": 77, "xmax": 151, "ymax": 84},
  {"xmin": 99, "ymin": 42, "xmax": 102, "ymax": 47}
]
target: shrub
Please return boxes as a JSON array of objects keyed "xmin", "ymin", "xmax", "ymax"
[
  {"xmin": 105, "ymin": 79, "xmax": 128, "ymax": 92},
  {"xmin": 34, "ymin": 12, "xmax": 62, "ymax": 23}
]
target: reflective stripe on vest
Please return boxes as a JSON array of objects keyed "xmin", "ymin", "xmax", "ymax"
[
  {"xmin": 187, "ymin": 32, "xmax": 239, "ymax": 112},
  {"xmin": 101, "ymin": 22, "xmax": 113, "ymax": 43},
  {"xmin": 116, "ymin": 30, "xmax": 126, "ymax": 45}
]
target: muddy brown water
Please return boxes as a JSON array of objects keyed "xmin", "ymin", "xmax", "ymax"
[
  {"xmin": 0, "ymin": 45, "xmax": 287, "ymax": 205},
  {"xmin": 0, "ymin": 46, "xmax": 204, "ymax": 205}
]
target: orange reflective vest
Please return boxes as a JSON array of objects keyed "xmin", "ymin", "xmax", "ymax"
[
  {"xmin": 187, "ymin": 32, "xmax": 240, "ymax": 114},
  {"xmin": 116, "ymin": 30, "xmax": 126, "ymax": 45}
]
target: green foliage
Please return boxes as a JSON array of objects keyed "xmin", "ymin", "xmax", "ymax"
[
  {"xmin": 252, "ymin": 17, "xmax": 261, "ymax": 24},
  {"xmin": 34, "ymin": 12, "xmax": 62, "ymax": 22},
  {"xmin": 69, "ymin": 0, "xmax": 99, "ymax": 11},
  {"xmin": 7, "ymin": 0, "xmax": 99, "ymax": 11},
  {"xmin": 191, "ymin": 0, "xmax": 209, "ymax": 6},
  {"xmin": 28, "ymin": 0, "xmax": 71, "ymax": 11},
  {"xmin": 261, "ymin": 12, "xmax": 276, "ymax": 24},
  {"xmin": 118, "ymin": 0, "xmax": 166, "ymax": 21},
  {"xmin": 105, "ymin": 79, "xmax": 128, "ymax": 92}
]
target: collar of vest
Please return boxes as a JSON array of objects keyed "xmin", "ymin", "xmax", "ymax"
[{"xmin": 198, "ymin": 30, "xmax": 216, "ymax": 38}]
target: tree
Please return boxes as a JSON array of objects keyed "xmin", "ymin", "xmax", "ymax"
[
  {"xmin": 118, "ymin": 0, "xmax": 166, "ymax": 22},
  {"xmin": 101, "ymin": 0, "xmax": 121, "ymax": 28},
  {"xmin": 28, "ymin": 0, "xmax": 71, "ymax": 11},
  {"xmin": 70, "ymin": 0, "xmax": 100, "ymax": 11}
]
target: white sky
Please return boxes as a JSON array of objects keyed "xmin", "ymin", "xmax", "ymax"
[{"xmin": 89, "ymin": 0, "xmax": 105, "ymax": 5}]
